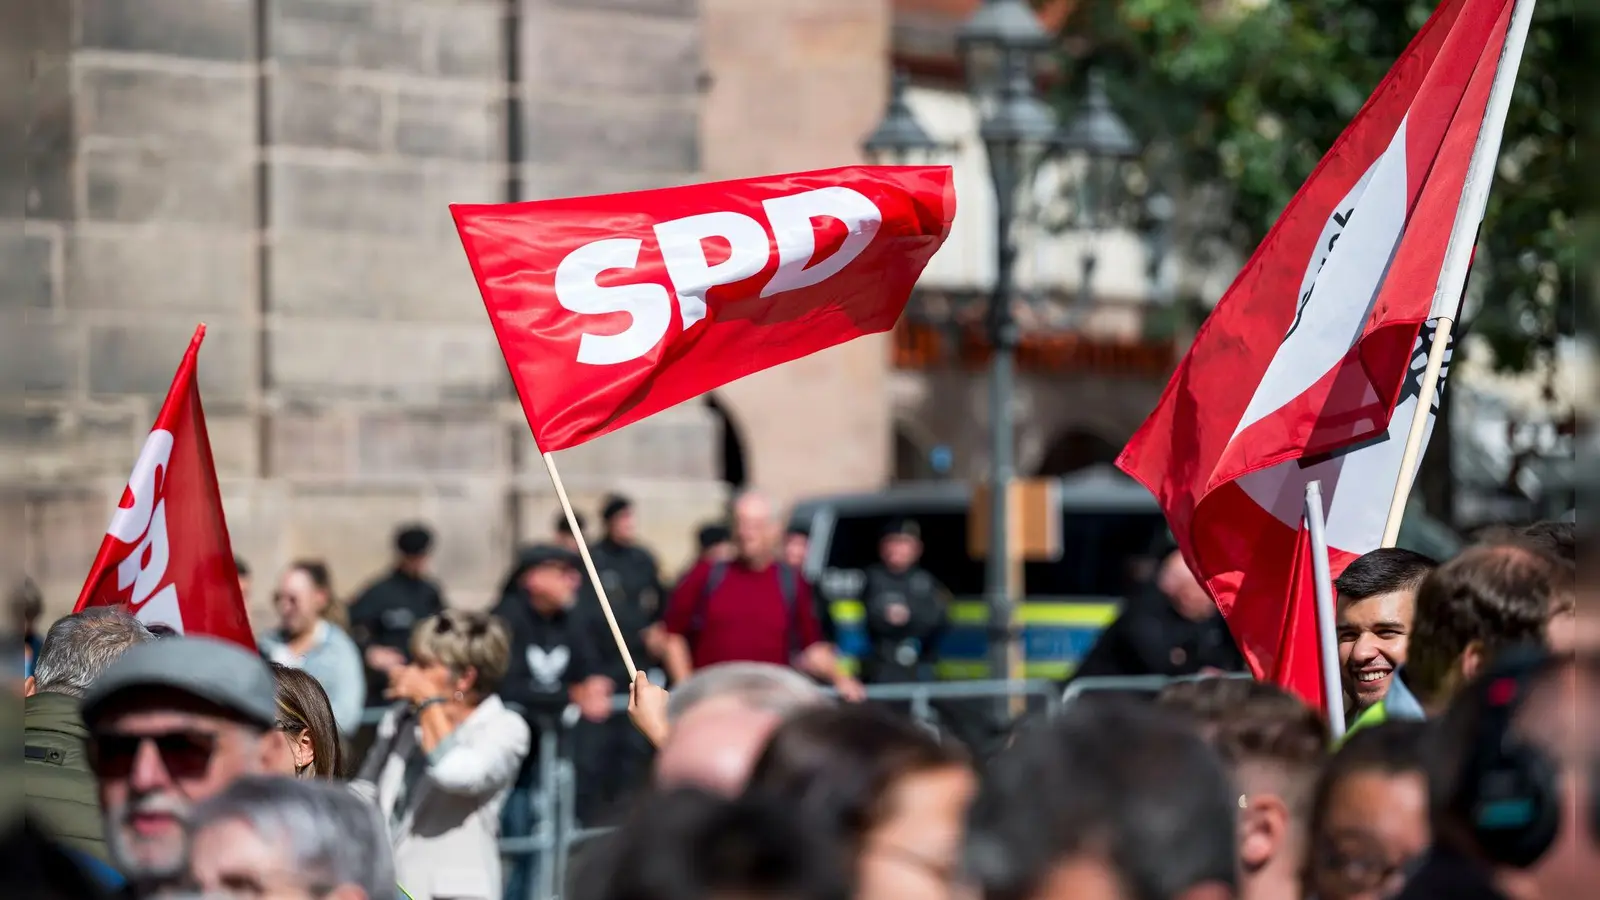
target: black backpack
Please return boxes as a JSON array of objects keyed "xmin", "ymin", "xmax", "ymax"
[{"xmin": 688, "ymin": 561, "xmax": 803, "ymax": 661}]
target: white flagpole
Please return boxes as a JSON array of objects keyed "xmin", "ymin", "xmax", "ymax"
[
  {"xmin": 1380, "ymin": 0, "xmax": 1538, "ymax": 547},
  {"xmin": 1304, "ymin": 481, "xmax": 1347, "ymax": 740},
  {"xmin": 541, "ymin": 450, "xmax": 638, "ymax": 682}
]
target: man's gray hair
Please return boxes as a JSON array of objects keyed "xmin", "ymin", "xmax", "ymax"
[
  {"xmin": 190, "ymin": 776, "xmax": 394, "ymax": 900},
  {"xmin": 666, "ymin": 662, "xmax": 830, "ymax": 723},
  {"xmin": 33, "ymin": 607, "xmax": 155, "ymax": 698}
]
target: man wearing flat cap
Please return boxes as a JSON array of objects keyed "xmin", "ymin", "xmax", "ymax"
[
  {"xmin": 859, "ymin": 518, "xmax": 951, "ymax": 686},
  {"xmin": 348, "ymin": 523, "xmax": 447, "ymax": 710},
  {"xmin": 80, "ymin": 636, "xmax": 279, "ymax": 897}
]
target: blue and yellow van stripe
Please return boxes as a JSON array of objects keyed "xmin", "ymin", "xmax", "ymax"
[{"xmin": 829, "ymin": 598, "xmax": 1119, "ymax": 680}]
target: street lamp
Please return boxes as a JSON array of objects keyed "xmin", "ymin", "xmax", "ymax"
[
  {"xmin": 863, "ymin": 71, "xmax": 942, "ymax": 165},
  {"xmin": 863, "ymin": 2, "xmax": 1139, "ymax": 706},
  {"xmin": 1055, "ymin": 70, "xmax": 1142, "ymax": 308}
]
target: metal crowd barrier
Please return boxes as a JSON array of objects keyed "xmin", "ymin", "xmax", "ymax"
[{"xmin": 357, "ymin": 677, "xmax": 1064, "ymax": 899}]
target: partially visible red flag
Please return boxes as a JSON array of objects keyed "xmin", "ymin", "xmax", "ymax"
[
  {"xmin": 453, "ymin": 165, "xmax": 955, "ymax": 451},
  {"xmin": 75, "ymin": 324, "xmax": 254, "ymax": 649},
  {"xmin": 1118, "ymin": 0, "xmax": 1526, "ymax": 710}
]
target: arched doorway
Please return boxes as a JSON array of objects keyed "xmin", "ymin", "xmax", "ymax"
[
  {"xmin": 1034, "ymin": 428, "xmax": 1120, "ymax": 477},
  {"xmin": 705, "ymin": 395, "xmax": 748, "ymax": 488},
  {"xmin": 893, "ymin": 425, "xmax": 934, "ymax": 482}
]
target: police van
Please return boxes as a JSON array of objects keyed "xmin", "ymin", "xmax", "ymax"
[{"xmin": 788, "ymin": 465, "xmax": 1461, "ymax": 679}]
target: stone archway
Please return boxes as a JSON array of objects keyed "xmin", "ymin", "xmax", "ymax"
[
  {"xmin": 705, "ymin": 395, "xmax": 748, "ymax": 489},
  {"xmin": 1034, "ymin": 427, "xmax": 1121, "ymax": 477}
]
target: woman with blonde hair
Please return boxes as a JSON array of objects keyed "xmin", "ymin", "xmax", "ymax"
[
  {"xmin": 355, "ymin": 609, "xmax": 531, "ymax": 900},
  {"xmin": 259, "ymin": 559, "xmax": 366, "ymax": 738},
  {"xmin": 268, "ymin": 662, "xmax": 346, "ymax": 779}
]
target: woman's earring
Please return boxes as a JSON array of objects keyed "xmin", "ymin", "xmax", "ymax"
[{"xmin": 453, "ymin": 690, "xmax": 466, "ymax": 702}]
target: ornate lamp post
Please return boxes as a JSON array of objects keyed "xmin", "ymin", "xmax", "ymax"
[
  {"xmin": 1055, "ymin": 70, "xmax": 1142, "ymax": 308},
  {"xmin": 863, "ymin": 2, "xmax": 1141, "ymax": 704}
]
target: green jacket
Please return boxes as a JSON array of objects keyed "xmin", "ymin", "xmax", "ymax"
[{"xmin": 24, "ymin": 691, "xmax": 109, "ymax": 864}]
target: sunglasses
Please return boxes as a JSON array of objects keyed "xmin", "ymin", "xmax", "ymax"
[
  {"xmin": 90, "ymin": 730, "xmax": 219, "ymax": 780},
  {"xmin": 434, "ymin": 615, "xmax": 490, "ymax": 638}
]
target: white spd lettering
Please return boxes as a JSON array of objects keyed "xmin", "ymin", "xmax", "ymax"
[
  {"xmin": 105, "ymin": 429, "xmax": 183, "ymax": 631},
  {"xmin": 555, "ymin": 187, "xmax": 884, "ymax": 366}
]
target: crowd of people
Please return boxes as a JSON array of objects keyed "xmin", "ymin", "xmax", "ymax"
[{"xmin": 11, "ymin": 488, "xmax": 1593, "ymax": 900}]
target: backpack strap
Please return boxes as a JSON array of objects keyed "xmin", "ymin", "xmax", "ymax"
[
  {"xmin": 776, "ymin": 562, "xmax": 800, "ymax": 660},
  {"xmin": 688, "ymin": 561, "xmax": 731, "ymax": 646}
]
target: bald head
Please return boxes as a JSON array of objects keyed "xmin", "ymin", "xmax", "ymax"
[
  {"xmin": 733, "ymin": 489, "xmax": 777, "ymax": 564},
  {"xmin": 656, "ymin": 698, "xmax": 783, "ymax": 795}
]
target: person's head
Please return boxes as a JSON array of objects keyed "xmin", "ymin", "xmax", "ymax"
[
  {"xmin": 274, "ymin": 560, "xmax": 343, "ymax": 637},
  {"xmin": 966, "ymin": 697, "xmax": 1238, "ymax": 900},
  {"xmin": 1476, "ymin": 520, "xmax": 1576, "ymax": 565},
  {"xmin": 576, "ymin": 787, "xmax": 851, "ymax": 900},
  {"xmin": 880, "ymin": 519, "xmax": 924, "ymax": 573},
  {"xmin": 732, "ymin": 490, "xmax": 778, "ymax": 565},
  {"xmin": 267, "ymin": 663, "xmax": 343, "ymax": 779},
  {"xmin": 186, "ymin": 775, "xmax": 395, "ymax": 900},
  {"xmin": 234, "ymin": 556, "xmax": 252, "ymax": 603},
  {"xmin": 698, "ymin": 523, "xmax": 734, "ymax": 563},
  {"xmin": 656, "ymin": 662, "xmax": 830, "ymax": 795},
  {"xmin": 1405, "ymin": 543, "xmax": 1575, "ymax": 711},
  {"xmin": 82, "ymin": 636, "xmax": 278, "ymax": 888},
  {"xmin": 1157, "ymin": 679, "xmax": 1328, "ymax": 900},
  {"xmin": 513, "ymin": 544, "xmax": 583, "ymax": 612},
  {"xmin": 1304, "ymin": 722, "xmax": 1431, "ymax": 900},
  {"xmin": 1158, "ymin": 549, "xmax": 1217, "ymax": 621},
  {"xmin": 406, "ymin": 609, "xmax": 512, "ymax": 704},
  {"xmin": 10, "ymin": 577, "xmax": 43, "ymax": 633},
  {"xmin": 603, "ymin": 494, "xmax": 637, "ymax": 544},
  {"xmin": 394, "ymin": 523, "xmax": 433, "ymax": 575},
  {"xmin": 747, "ymin": 705, "xmax": 975, "ymax": 899},
  {"xmin": 783, "ymin": 526, "xmax": 810, "ymax": 569},
  {"xmin": 1427, "ymin": 646, "xmax": 1598, "ymax": 900},
  {"xmin": 1334, "ymin": 548, "xmax": 1438, "ymax": 712},
  {"xmin": 555, "ymin": 509, "xmax": 589, "ymax": 551},
  {"xmin": 25, "ymin": 607, "xmax": 155, "ymax": 698}
]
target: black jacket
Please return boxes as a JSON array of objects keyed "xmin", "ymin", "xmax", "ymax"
[
  {"xmin": 860, "ymin": 564, "xmax": 950, "ymax": 683},
  {"xmin": 492, "ymin": 591, "xmax": 602, "ymax": 723},
  {"xmin": 589, "ymin": 538, "xmax": 665, "ymax": 679},
  {"xmin": 1070, "ymin": 581, "xmax": 1244, "ymax": 681},
  {"xmin": 348, "ymin": 570, "xmax": 446, "ymax": 705}
]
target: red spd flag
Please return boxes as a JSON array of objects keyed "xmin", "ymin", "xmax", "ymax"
[
  {"xmin": 75, "ymin": 325, "xmax": 254, "ymax": 649},
  {"xmin": 453, "ymin": 166, "xmax": 955, "ymax": 451},
  {"xmin": 1118, "ymin": 0, "xmax": 1526, "ymax": 709}
]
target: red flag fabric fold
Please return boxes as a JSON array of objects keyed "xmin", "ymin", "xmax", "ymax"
[
  {"xmin": 1118, "ymin": 0, "xmax": 1517, "ymax": 710},
  {"xmin": 453, "ymin": 165, "xmax": 956, "ymax": 452},
  {"xmin": 74, "ymin": 324, "xmax": 254, "ymax": 649}
]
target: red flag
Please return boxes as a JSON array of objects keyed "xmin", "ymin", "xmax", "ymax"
[
  {"xmin": 74, "ymin": 325, "xmax": 254, "ymax": 649},
  {"xmin": 453, "ymin": 165, "xmax": 955, "ymax": 451},
  {"xmin": 1118, "ymin": 0, "xmax": 1525, "ymax": 709}
]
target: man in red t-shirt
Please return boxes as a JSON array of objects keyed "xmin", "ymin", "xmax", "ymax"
[{"xmin": 662, "ymin": 491, "xmax": 864, "ymax": 701}]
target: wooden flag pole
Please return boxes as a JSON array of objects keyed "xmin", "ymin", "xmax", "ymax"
[
  {"xmin": 540, "ymin": 450, "xmax": 638, "ymax": 682},
  {"xmin": 1378, "ymin": 316, "xmax": 1455, "ymax": 548}
]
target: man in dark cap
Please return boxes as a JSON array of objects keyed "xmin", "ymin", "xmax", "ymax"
[
  {"xmin": 1069, "ymin": 538, "xmax": 1244, "ymax": 683},
  {"xmin": 347, "ymin": 523, "xmax": 447, "ymax": 710},
  {"xmin": 858, "ymin": 518, "xmax": 950, "ymax": 686},
  {"xmin": 591, "ymin": 494, "xmax": 668, "ymax": 674},
  {"xmin": 493, "ymin": 542, "xmax": 614, "ymax": 898},
  {"xmin": 81, "ymin": 636, "xmax": 279, "ymax": 897}
]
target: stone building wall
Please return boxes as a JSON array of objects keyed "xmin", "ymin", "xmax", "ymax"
[{"xmin": 1, "ymin": 0, "xmax": 731, "ymax": 620}]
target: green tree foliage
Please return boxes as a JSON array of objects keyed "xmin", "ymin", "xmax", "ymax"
[{"xmin": 1062, "ymin": 0, "xmax": 1581, "ymax": 373}]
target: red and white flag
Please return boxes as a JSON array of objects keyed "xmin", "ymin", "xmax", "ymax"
[
  {"xmin": 75, "ymin": 325, "xmax": 254, "ymax": 649},
  {"xmin": 453, "ymin": 165, "xmax": 955, "ymax": 451},
  {"xmin": 1118, "ymin": 0, "xmax": 1532, "ymax": 709}
]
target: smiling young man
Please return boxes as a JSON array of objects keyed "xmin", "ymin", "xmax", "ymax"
[{"xmin": 1333, "ymin": 549, "xmax": 1438, "ymax": 714}]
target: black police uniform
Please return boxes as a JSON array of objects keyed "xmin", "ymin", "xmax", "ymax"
[
  {"xmin": 858, "ymin": 524, "xmax": 950, "ymax": 684},
  {"xmin": 575, "ymin": 535, "xmax": 665, "ymax": 824},
  {"xmin": 347, "ymin": 569, "xmax": 446, "ymax": 706}
]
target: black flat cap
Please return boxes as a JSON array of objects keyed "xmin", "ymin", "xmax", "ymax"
[
  {"xmin": 601, "ymin": 494, "xmax": 633, "ymax": 522},
  {"xmin": 883, "ymin": 518, "xmax": 921, "ymax": 540},
  {"xmin": 396, "ymin": 523, "xmax": 434, "ymax": 557},
  {"xmin": 517, "ymin": 543, "xmax": 582, "ymax": 571}
]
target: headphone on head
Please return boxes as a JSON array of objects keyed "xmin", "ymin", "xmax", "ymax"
[{"xmin": 1455, "ymin": 643, "xmax": 1563, "ymax": 869}]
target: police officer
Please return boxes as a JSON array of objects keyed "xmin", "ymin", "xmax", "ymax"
[
  {"xmin": 579, "ymin": 494, "xmax": 666, "ymax": 823},
  {"xmin": 859, "ymin": 518, "xmax": 950, "ymax": 685}
]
